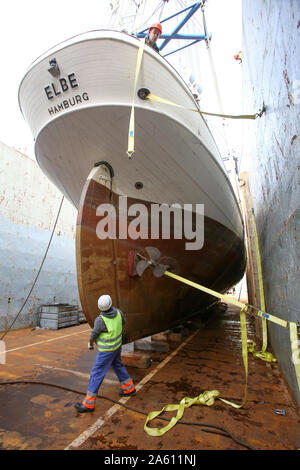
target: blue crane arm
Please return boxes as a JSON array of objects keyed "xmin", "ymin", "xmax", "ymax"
[{"xmin": 136, "ymin": 1, "xmax": 211, "ymax": 56}]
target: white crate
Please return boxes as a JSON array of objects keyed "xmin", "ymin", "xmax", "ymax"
[{"xmin": 39, "ymin": 304, "xmax": 79, "ymax": 329}]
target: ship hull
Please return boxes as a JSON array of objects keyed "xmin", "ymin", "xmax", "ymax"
[
  {"xmin": 18, "ymin": 30, "xmax": 246, "ymax": 337},
  {"xmin": 77, "ymin": 167, "xmax": 246, "ymax": 343}
]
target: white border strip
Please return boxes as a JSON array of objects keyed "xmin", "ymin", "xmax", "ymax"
[
  {"xmin": 65, "ymin": 330, "xmax": 199, "ymax": 450},
  {"xmin": 0, "ymin": 328, "xmax": 90, "ymax": 357}
]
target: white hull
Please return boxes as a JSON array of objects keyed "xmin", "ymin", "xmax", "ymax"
[{"xmin": 19, "ymin": 30, "xmax": 243, "ymax": 238}]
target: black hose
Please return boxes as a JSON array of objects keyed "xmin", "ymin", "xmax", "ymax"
[{"xmin": 0, "ymin": 380, "xmax": 256, "ymax": 450}]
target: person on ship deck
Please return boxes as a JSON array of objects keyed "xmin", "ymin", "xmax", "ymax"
[{"xmin": 144, "ymin": 22, "xmax": 162, "ymax": 53}]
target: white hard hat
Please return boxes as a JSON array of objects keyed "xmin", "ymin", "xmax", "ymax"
[{"xmin": 98, "ymin": 294, "xmax": 112, "ymax": 311}]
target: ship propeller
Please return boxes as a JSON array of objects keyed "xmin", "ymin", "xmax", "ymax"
[
  {"xmin": 135, "ymin": 247, "xmax": 179, "ymax": 278},
  {"xmin": 136, "ymin": 259, "xmax": 150, "ymax": 277},
  {"xmin": 145, "ymin": 246, "xmax": 161, "ymax": 261}
]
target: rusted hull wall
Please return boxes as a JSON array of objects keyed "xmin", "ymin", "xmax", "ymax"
[
  {"xmin": 0, "ymin": 142, "xmax": 80, "ymax": 331},
  {"xmin": 242, "ymin": 1, "xmax": 300, "ymax": 406}
]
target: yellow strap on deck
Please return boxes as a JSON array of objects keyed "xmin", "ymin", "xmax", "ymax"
[
  {"xmin": 144, "ymin": 306, "xmax": 249, "ymax": 436},
  {"xmin": 247, "ymin": 341, "xmax": 277, "ymax": 363},
  {"xmin": 144, "ymin": 390, "xmax": 221, "ymax": 436},
  {"xmin": 127, "ymin": 38, "xmax": 145, "ymax": 158},
  {"xmin": 144, "ymin": 272, "xmax": 300, "ymax": 436},
  {"xmin": 146, "ymin": 93, "xmax": 258, "ymax": 120}
]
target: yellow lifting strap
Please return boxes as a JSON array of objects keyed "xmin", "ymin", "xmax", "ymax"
[
  {"xmin": 164, "ymin": 271, "xmax": 288, "ymax": 328},
  {"xmin": 247, "ymin": 341, "xmax": 277, "ymax": 363},
  {"xmin": 251, "ymin": 210, "xmax": 268, "ymax": 356},
  {"xmin": 144, "ymin": 390, "xmax": 221, "ymax": 437},
  {"xmin": 163, "ymin": 270, "xmax": 299, "ymax": 387},
  {"xmin": 164, "ymin": 272, "xmax": 299, "ymax": 382},
  {"xmin": 146, "ymin": 92, "xmax": 259, "ymax": 120},
  {"xmin": 144, "ymin": 272, "xmax": 300, "ymax": 436},
  {"xmin": 144, "ymin": 306, "xmax": 248, "ymax": 437},
  {"xmin": 127, "ymin": 38, "xmax": 145, "ymax": 158}
]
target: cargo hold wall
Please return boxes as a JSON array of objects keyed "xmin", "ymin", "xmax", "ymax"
[
  {"xmin": 242, "ymin": 0, "xmax": 300, "ymax": 407},
  {"xmin": 0, "ymin": 141, "xmax": 80, "ymax": 331}
]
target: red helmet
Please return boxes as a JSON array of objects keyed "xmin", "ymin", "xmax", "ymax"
[{"xmin": 149, "ymin": 22, "xmax": 162, "ymax": 35}]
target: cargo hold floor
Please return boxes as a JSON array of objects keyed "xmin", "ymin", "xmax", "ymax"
[{"xmin": 0, "ymin": 304, "xmax": 299, "ymax": 450}]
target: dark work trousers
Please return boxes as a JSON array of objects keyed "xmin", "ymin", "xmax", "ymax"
[{"xmin": 87, "ymin": 346, "xmax": 132, "ymax": 395}]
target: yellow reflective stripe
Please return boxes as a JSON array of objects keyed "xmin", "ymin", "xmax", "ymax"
[
  {"xmin": 127, "ymin": 38, "xmax": 145, "ymax": 156},
  {"xmin": 98, "ymin": 332, "xmax": 122, "ymax": 344},
  {"xmin": 146, "ymin": 93, "xmax": 257, "ymax": 120},
  {"xmin": 96, "ymin": 339, "xmax": 122, "ymax": 351}
]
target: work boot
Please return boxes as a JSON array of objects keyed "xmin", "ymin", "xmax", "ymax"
[
  {"xmin": 119, "ymin": 388, "xmax": 136, "ymax": 397},
  {"xmin": 74, "ymin": 402, "xmax": 95, "ymax": 413},
  {"xmin": 119, "ymin": 378, "xmax": 136, "ymax": 397}
]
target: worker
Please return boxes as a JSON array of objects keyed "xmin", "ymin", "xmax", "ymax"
[
  {"xmin": 234, "ymin": 50, "xmax": 243, "ymax": 64},
  {"xmin": 145, "ymin": 22, "xmax": 162, "ymax": 53},
  {"xmin": 74, "ymin": 294, "xmax": 136, "ymax": 413}
]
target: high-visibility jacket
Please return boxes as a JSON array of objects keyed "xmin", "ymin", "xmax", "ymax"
[{"xmin": 96, "ymin": 310, "xmax": 122, "ymax": 352}]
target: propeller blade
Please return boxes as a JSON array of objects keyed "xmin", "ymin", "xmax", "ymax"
[
  {"xmin": 153, "ymin": 264, "xmax": 169, "ymax": 278},
  {"xmin": 145, "ymin": 246, "xmax": 161, "ymax": 261},
  {"xmin": 136, "ymin": 260, "xmax": 150, "ymax": 277},
  {"xmin": 159, "ymin": 256, "xmax": 179, "ymax": 273}
]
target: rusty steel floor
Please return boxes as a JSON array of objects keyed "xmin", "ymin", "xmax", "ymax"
[{"xmin": 0, "ymin": 304, "xmax": 299, "ymax": 451}]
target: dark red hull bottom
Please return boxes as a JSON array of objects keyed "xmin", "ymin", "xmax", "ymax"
[{"xmin": 76, "ymin": 177, "xmax": 246, "ymax": 343}]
